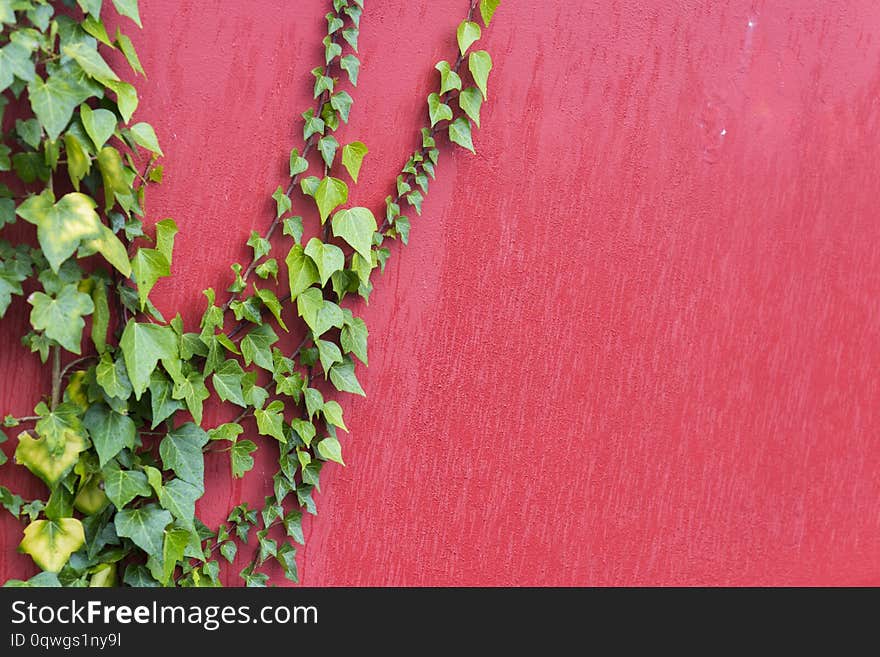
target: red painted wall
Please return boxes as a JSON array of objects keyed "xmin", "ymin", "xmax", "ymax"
[{"xmin": 2, "ymin": 0, "xmax": 880, "ymax": 585}]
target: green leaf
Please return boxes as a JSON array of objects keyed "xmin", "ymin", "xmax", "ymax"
[
  {"xmin": 304, "ymin": 388, "xmax": 324, "ymax": 421},
  {"xmin": 159, "ymin": 423, "xmax": 208, "ymax": 489},
  {"xmin": 130, "ymin": 248, "xmax": 168, "ymax": 310},
  {"xmin": 469, "ymin": 50, "xmax": 493, "ymax": 100},
  {"xmin": 27, "ymin": 75, "xmax": 84, "ymax": 140},
  {"xmin": 159, "ymin": 478, "xmax": 201, "ymax": 527},
  {"xmin": 96, "ymin": 354, "xmax": 132, "ymax": 399},
  {"xmin": 102, "ymin": 461, "xmax": 151, "ymax": 509},
  {"xmin": 115, "ymin": 505, "xmax": 172, "ymax": 555},
  {"xmin": 276, "ymin": 543, "xmax": 298, "ymax": 582},
  {"xmin": 290, "ymin": 418, "xmax": 316, "ymax": 446},
  {"xmin": 172, "ymin": 372, "xmax": 209, "ymax": 424},
  {"xmin": 331, "ymin": 207, "xmax": 376, "ymax": 261},
  {"xmin": 300, "ymin": 175, "xmax": 320, "ymax": 197},
  {"xmin": 342, "ymin": 27, "xmax": 358, "ymax": 50},
  {"xmin": 255, "ymin": 400, "xmax": 285, "ymax": 443},
  {"xmin": 63, "ymin": 41, "xmax": 119, "ymax": 83},
  {"xmin": 158, "ymin": 527, "xmax": 189, "ymax": 584},
  {"xmin": 330, "ymin": 91, "xmax": 353, "ymax": 123},
  {"xmin": 231, "ymin": 440, "xmax": 257, "ymax": 478},
  {"xmin": 283, "ymin": 511, "xmax": 304, "ymax": 544},
  {"xmin": 80, "ymin": 104, "xmax": 116, "ymax": 150},
  {"xmin": 285, "ymin": 244, "xmax": 319, "ymax": 300},
  {"xmin": 480, "ymin": 0, "xmax": 501, "ymax": 26},
  {"xmin": 90, "ymin": 282, "xmax": 110, "ymax": 352},
  {"xmin": 96, "ymin": 146, "xmax": 128, "ymax": 211},
  {"xmin": 83, "ymin": 404, "xmax": 136, "ymax": 467},
  {"xmin": 289, "ymin": 148, "xmax": 308, "ymax": 177},
  {"xmin": 105, "ymin": 80, "xmax": 138, "ymax": 122},
  {"xmin": 427, "ymin": 92, "xmax": 453, "ymax": 128},
  {"xmin": 457, "ymin": 20, "xmax": 481, "ymax": 56},
  {"xmin": 111, "ymin": 0, "xmax": 142, "ymax": 27},
  {"xmin": 302, "ymin": 109, "xmax": 325, "ymax": 141},
  {"xmin": 85, "ymin": 223, "xmax": 131, "ymax": 277},
  {"xmin": 296, "ymin": 289, "xmax": 343, "ymax": 337},
  {"xmin": 449, "ymin": 117, "xmax": 475, "ymax": 153},
  {"xmin": 0, "ymin": 41, "xmax": 36, "ymax": 92},
  {"xmin": 19, "ymin": 518, "xmax": 84, "ymax": 573},
  {"xmin": 120, "ymin": 322, "xmax": 178, "ymax": 399},
  {"xmin": 304, "ymin": 238, "xmax": 344, "ymax": 286},
  {"xmin": 34, "ymin": 402, "xmax": 85, "ymax": 455},
  {"xmin": 28, "ymin": 284, "xmax": 94, "ymax": 354},
  {"xmin": 16, "ymin": 191, "xmax": 109, "ymax": 273},
  {"xmin": 323, "ymin": 35, "xmax": 342, "ymax": 64},
  {"xmin": 315, "ymin": 339, "xmax": 343, "ymax": 377},
  {"xmin": 317, "ymin": 135, "xmax": 339, "ymax": 169},
  {"xmin": 340, "ymin": 54, "xmax": 359, "ymax": 86},
  {"xmin": 459, "ymin": 87, "xmax": 483, "ymax": 127},
  {"xmin": 254, "ymin": 287, "xmax": 288, "ymax": 331},
  {"xmin": 329, "ymin": 356, "xmax": 366, "ymax": 396},
  {"xmin": 149, "ymin": 371, "xmax": 184, "ymax": 429},
  {"xmin": 340, "ymin": 315, "xmax": 368, "ymax": 364},
  {"xmin": 63, "ymin": 133, "xmax": 90, "ymax": 191},
  {"xmin": 435, "ymin": 60, "xmax": 462, "ymax": 95},
  {"xmin": 255, "ymin": 258, "xmax": 278, "ymax": 281},
  {"xmin": 317, "ymin": 436, "xmax": 344, "ymax": 465},
  {"xmin": 212, "ymin": 359, "xmax": 246, "ymax": 407},
  {"xmin": 314, "ymin": 176, "xmax": 348, "ymax": 225},
  {"xmin": 341, "ymin": 141, "xmax": 367, "ymax": 183},
  {"xmin": 116, "ymin": 29, "xmax": 144, "ymax": 76},
  {"xmin": 83, "ymin": 16, "xmax": 112, "ymax": 46},
  {"xmin": 240, "ymin": 323, "xmax": 278, "ymax": 371},
  {"xmin": 130, "ymin": 122, "xmax": 162, "ymax": 155},
  {"xmin": 247, "ymin": 231, "xmax": 270, "ymax": 262},
  {"xmin": 15, "ymin": 429, "xmax": 87, "ymax": 487},
  {"xmin": 272, "ymin": 186, "xmax": 291, "ymax": 219},
  {"xmin": 15, "ymin": 118, "xmax": 41, "ymax": 149},
  {"xmin": 322, "ymin": 400, "xmax": 347, "ymax": 431}
]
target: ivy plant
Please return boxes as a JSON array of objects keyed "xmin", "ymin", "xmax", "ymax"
[{"xmin": 0, "ymin": 0, "xmax": 501, "ymax": 587}]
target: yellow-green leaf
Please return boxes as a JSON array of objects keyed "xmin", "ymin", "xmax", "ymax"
[
  {"xmin": 15, "ymin": 430, "xmax": 87, "ymax": 487},
  {"xmin": 19, "ymin": 518, "xmax": 85, "ymax": 572}
]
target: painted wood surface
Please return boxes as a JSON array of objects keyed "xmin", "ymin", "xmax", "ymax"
[{"xmin": 2, "ymin": 0, "xmax": 879, "ymax": 585}]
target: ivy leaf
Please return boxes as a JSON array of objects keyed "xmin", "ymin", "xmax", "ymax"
[
  {"xmin": 290, "ymin": 418, "xmax": 316, "ymax": 446},
  {"xmin": 341, "ymin": 141, "xmax": 367, "ymax": 183},
  {"xmin": 102, "ymin": 461, "xmax": 151, "ymax": 509},
  {"xmin": 314, "ymin": 176, "xmax": 348, "ymax": 225},
  {"xmin": 19, "ymin": 518, "xmax": 84, "ymax": 573},
  {"xmin": 63, "ymin": 133, "xmax": 90, "ymax": 190},
  {"xmin": 240, "ymin": 324, "xmax": 278, "ymax": 371},
  {"xmin": 254, "ymin": 287, "xmax": 288, "ymax": 331},
  {"xmin": 304, "ymin": 238, "xmax": 344, "ymax": 286},
  {"xmin": 247, "ymin": 231, "xmax": 271, "ymax": 262},
  {"xmin": 449, "ymin": 117, "xmax": 476, "ymax": 153},
  {"xmin": 115, "ymin": 505, "xmax": 172, "ymax": 555},
  {"xmin": 315, "ymin": 339, "xmax": 343, "ymax": 377},
  {"xmin": 0, "ymin": 41, "xmax": 36, "ymax": 93},
  {"xmin": 130, "ymin": 122, "xmax": 163, "ymax": 155},
  {"xmin": 83, "ymin": 404, "xmax": 136, "ymax": 467},
  {"xmin": 331, "ymin": 207, "xmax": 377, "ymax": 262},
  {"xmin": 322, "ymin": 400, "xmax": 347, "ymax": 431},
  {"xmin": 157, "ymin": 527, "xmax": 189, "ymax": 585},
  {"xmin": 62, "ymin": 41, "xmax": 120, "ymax": 84},
  {"xmin": 277, "ymin": 543, "xmax": 298, "ymax": 583},
  {"xmin": 116, "ymin": 29, "xmax": 145, "ymax": 76},
  {"xmin": 159, "ymin": 423, "xmax": 209, "ymax": 490},
  {"xmin": 80, "ymin": 104, "xmax": 116, "ymax": 150},
  {"xmin": 231, "ymin": 440, "xmax": 257, "ymax": 478},
  {"xmin": 15, "ymin": 429, "xmax": 87, "ymax": 487},
  {"xmin": 212, "ymin": 359, "xmax": 246, "ymax": 407},
  {"xmin": 159, "ymin": 478, "xmax": 202, "ymax": 528},
  {"xmin": 16, "ymin": 192, "xmax": 123, "ymax": 274},
  {"xmin": 285, "ymin": 245, "xmax": 319, "ymax": 300},
  {"xmin": 459, "ymin": 87, "xmax": 483, "ymax": 127},
  {"xmin": 296, "ymin": 288, "xmax": 343, "ymax": 337},
  {"xmin": 329, "ymin": 356, "xmax": 366, "ymax": 396},
  {"xmin": 330, "ymin": 91, "xmax": 353, "ymax": 123},
  {"xmin": 283, "ymin": 511, "xmax": 304, "ymax": 544},
  {"xmin": 341, "ymin": 315, "xmax": 368, "ymax": 364},
  {"xmin": 96, "ymin": 354, "xmax": 132, "ymax": 399},
  {"xmin": 435, "ymin": 60, "xmax": 462, "ymax": 95},
  {"xmin": 220, "ymin": 541, "xmax": 237, "ymax": 564},
  {"xmin": 340, "ymin": 54, "xmax": 359, "ymax": 86},
  {"xmin": 105, "ymin": 80, "xmax": 138, "ymax": 122},
  {"xmin": 457, "ymin": 20, "xmax": 482, "ymax": 56},
  {"xmin": 119, "ymin": 322, "xmax": 179, "ymax": 399},
  {"xmin": 300, "ymin": 175, "xmax": 320, "ymax": 197},
  {"xmin": 27, "ymin": 74, "xmax": 84, "ymax": 140},
  {"xmin": 317, "ymin": 135, "xmax": 339, "ymax": 169},
  {"xmin": 149, "ymin": 371, "xmax": 184, "ymax": 429},
  {"xmin": 255, "ymin": 400, "xmax": 285, "ymax": 443},
  {"xmin": 172, "ymin": 372, "xmax": 210, "ymax": 424},
  {"xmin": 111, "ymin": 0, "xmax": 142, "ymax": 27},
  {"xmin": 480, "ymin": 0, "xmax": 501, "ymax": 26},
  {"xmin": 304, "ymin": 388, "xmax": 324, "ymax": 421},
  {"xmin": 427, "ymin": 92, "xmax": 453, "ymax": 128},
  {"xmin": 289, "ymin": 148, "xmax": 308, "ymax": 177},
  {"xmin": 90, "ymin": 281, "xmax": 110, "ymax": 352},
  {"xmin": 469, "ymin": 50, "xmax": 493, "ymax": 100},
  {"xmin": 317, "ymin": 437, "xmax": 344, "ymax": 465},
  {"xmin": 272, "ymin": 186, "xmax": 291, "ymax": 219},
  {"xmin": 28, "ymin": 284, "xmax": 94, "ymax": 354}
]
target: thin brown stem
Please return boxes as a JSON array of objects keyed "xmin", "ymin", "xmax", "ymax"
[{"xmin": 50, "ymin": 346, "xmax": 61, "ymax": 410}]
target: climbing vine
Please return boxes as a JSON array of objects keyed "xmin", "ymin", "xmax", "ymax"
[{"xmin": 0, "ymin": 0, "xmax": 500, "ymax": 587}]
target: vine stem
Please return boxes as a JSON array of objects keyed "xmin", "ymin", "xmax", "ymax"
[
  {"xmin": 50, "ymin": 346, "xmax": 61, "ymax": 410},
  {"xmin": 220, "ymin": 32, "xmax": 341, "ymax": 313},
  {"xmin": 59, "ymin": 355, "xmax": 96, "ymax": 380}
]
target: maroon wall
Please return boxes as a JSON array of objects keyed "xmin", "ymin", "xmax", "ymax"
[{"xmin": 2, "ymin": 0, "xmax": 880, "ymax": 585}]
